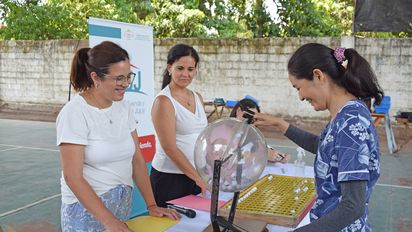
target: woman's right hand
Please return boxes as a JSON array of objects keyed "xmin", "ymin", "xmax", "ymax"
[
  {"xmin": 253, "ymin": 112, "xmax": 289, "ymax": 134},
  {"xmin": 104, "ymin": 217, "xmax": 133, "ymax": 232},
  {"xmin": 253, "ymin": 112, "xmax": 281, "ymax": 126}
]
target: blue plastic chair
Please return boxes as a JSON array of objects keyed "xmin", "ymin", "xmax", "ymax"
[
  {"xmin": 374, "ymin": 96, "xmax": 391, "ymax": 114},
  {"xmin": 372, "ymin": 96, "xmax": 397, "ymax": 153},
  {"xmin": 225, "ymin": 99, "xmax": 238, "ymax": 108}
]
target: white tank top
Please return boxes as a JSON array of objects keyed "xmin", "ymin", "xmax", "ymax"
[{"xmin": 151, "ymin": 85, "xmax": 208, "ymax": 174}]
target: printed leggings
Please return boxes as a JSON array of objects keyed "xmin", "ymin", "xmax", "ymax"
[{"xmin": 61, "ymin": 184, "xmax": 132, "ymax": 232}]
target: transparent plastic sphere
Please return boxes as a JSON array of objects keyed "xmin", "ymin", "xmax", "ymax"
[{"xmin": 194, "ymin": 118, "xmax": 268, "ymax": 192}]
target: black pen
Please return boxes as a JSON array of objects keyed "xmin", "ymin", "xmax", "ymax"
[{"xmin": 278, "ymin": 152, "xmax": 286, "ymax": 160}]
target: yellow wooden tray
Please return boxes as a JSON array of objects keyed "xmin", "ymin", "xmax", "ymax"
[{"xmin": 219, "ymin": 174, "xmax": 316, "ymax": 228}]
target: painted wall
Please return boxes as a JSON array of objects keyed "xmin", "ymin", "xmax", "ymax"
[{"xmin": 1, "ymin": 37, "xmax": 411, "ymax": 119}]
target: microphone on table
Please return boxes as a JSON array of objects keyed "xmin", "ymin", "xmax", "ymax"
[{"xmin": 166, "ymin": 204, "xmax": 196, "ymax": 218}]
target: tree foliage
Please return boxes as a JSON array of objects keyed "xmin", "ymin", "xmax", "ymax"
[
  {"xmin": 144, "ymin": 0, "xmax": 207, "ymax": 38},
  {"xmin": 245, "ymin": 0, "xmax": 280, "ymax": 37},
  {"xmin": 0, "ymin": 0, "xmax": 406, "ymax": 40},
  {"xmin": 0, "ymin": 0, "xmax": 139, "ymax": 40},
  {"xmin": 276, "ymin": 0, "xmax": 344, "ymax": 37},
  {"xmin": 0, "ymin": 0, "xmax": 73, "ymax": 40}
]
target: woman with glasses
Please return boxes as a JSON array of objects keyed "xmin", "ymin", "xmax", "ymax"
[
  {"xmin": 150, "ymin": 44, "xmax": 208, "ymax": 207},
  {"xmin": 57, "ymin": 41, "xmax": 179, "ymax": 232},
  {"xmin": 230, "ymin": 98, "xmax": 290, "ymax": 163}
]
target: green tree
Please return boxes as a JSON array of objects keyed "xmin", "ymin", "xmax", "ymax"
[
  {"xmin": 47, "ymin": 0, "xmax": 139, "ymax": 39},
  {"xmin": 193, "ymin": 0, "xmax": 345, "ymax": 38},
  {"xmin": 318, "ymin": 0, "xmax": 353, "ymax": 35},
  {"xmin": 1, "ymin": 0, "xmax": 408, "ymax": 40},
  {"xmin": 144, "ymin": 0, "xmax": 206, "ymax": 38},
  {"xmin": 195, "ymin": 0, "xmax": 252, "ymax": 38},
  {"xmin": 0, "ymin": 0, "xmax": 140, "ymax": 40},
  {"xmin": 244, "ymin": 0, "xmax": 280, "ymax": 37},
  {"xmin": 276, "ymin": 0, "xmax": 344, "ymax": 37},
  {"xmin": 0, "ymin": 0, "xmax": 75, "ymax": 40},
  {"xmin": 133, "ymin": 0, "xmax": 153, "ymax": 22}
]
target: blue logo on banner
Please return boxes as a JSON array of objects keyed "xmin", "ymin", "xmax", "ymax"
[{"xmin": 126, "ymin": 69, "xmax": 146, "ymax": 95}]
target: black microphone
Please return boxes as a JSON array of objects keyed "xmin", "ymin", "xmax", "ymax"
[{"xmin": 167, "ymin": 204, "xmax": 196, "ymax": 218}]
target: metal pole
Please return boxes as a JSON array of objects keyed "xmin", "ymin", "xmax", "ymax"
[{"xmin": 211, "ymin": 159, "xmax": 222, "ymax": 231}]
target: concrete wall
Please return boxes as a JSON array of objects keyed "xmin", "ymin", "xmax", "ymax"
[
  {"xmin": 1, "ymin": 37, "xmax": 411, "ymax": 119},
  {"xmin": 355, "ymin": 38, "xmax": 412, "ymax": 115},
  {"xmin": 0, "ymin": 40, "xmax": 88, "ymax": 113}
]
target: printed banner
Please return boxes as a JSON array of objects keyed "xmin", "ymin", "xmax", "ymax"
[{"xmin": 88, "ymin": 17, "xmax": 155, "ymax": 160}]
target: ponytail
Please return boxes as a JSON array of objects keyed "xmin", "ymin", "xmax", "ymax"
[
  {"xmin": 161, "ymin": 69, "xmax": 171, "ymax": 89},
  {"xmin": 70, "ymin": 48, "xmax": 92, "ymax": 92},
  {"xmin": 342, "ymin": 49, "xmax": 384, "ymax": 105},
  {"xmin": 288, "ymin": 43, "xmax": 384, "ymax": 105},
  {"xmin": 69, "ymin": 41, "xmax": 130, "ymax": 92}
]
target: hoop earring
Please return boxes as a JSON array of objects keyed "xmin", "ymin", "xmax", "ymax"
[{"xmin": 95, "ymin": 83, "xmax": 100, "ymax": 89}]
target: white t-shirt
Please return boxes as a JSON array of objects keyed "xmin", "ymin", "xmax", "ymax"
[
  {"xmin": 151, "ymin": 86, "xmax": 208, "ymax": 174},
  {"xmin": 56, "ymin": 94, "xmax": 137, "ymax": 204}
]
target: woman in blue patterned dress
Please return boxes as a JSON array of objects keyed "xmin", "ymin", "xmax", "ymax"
[{"xmin": 253, "ymin": 43, "xmax": 384, "ymax": 232}]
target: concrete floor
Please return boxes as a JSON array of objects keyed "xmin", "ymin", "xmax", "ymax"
[{"xmin": 0, "ymin": 118, "xmax": 411, "ymax": 231}]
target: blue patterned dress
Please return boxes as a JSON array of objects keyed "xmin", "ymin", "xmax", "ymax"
[{"xmin": 311, "ymin": 100, "xmax": 380, "ymax": 232}]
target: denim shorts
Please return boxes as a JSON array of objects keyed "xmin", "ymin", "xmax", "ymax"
[{"xmin": 61, "ymin": 184, "xmax": 132, "ymax": 232}]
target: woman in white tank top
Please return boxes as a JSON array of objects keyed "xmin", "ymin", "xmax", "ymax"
[{"xmin": 150, "ymin": 44, "xmax": 208, "ymax": 207}]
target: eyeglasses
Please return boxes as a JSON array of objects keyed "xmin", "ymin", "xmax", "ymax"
[
  {"xmin": 105, "ymin": 72, "xmax": 136, "ymax": 86},
  {"xmin": 88, "ymin": 63, "xmax": 136, "ymax": 86}
]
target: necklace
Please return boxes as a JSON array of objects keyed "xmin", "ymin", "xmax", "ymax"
[
  {"xmin": 101, "ymin": 107, "xmax": 113, "ymax": 124},
  {"xmin": 174, "ymin": 93, "xmax": 192, "ymax": 107}
]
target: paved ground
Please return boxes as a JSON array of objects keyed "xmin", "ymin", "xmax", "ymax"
[{"xmin": 0, "ymin": 118, "xmax": 411, "ymax": 231}]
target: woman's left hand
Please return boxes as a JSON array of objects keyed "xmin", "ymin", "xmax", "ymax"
[
  {"xmin": 268, "ymin": 148, "xmax": 289, "ymax": 163},
  {"xmin": 148, "ymin": 205, "xmax": 181, "ymax": 220}
]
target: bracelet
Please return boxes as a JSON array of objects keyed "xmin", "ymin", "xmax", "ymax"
[{"xmin": 146, "ymin": 204, "xmax": 157, "ymax": 210}]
